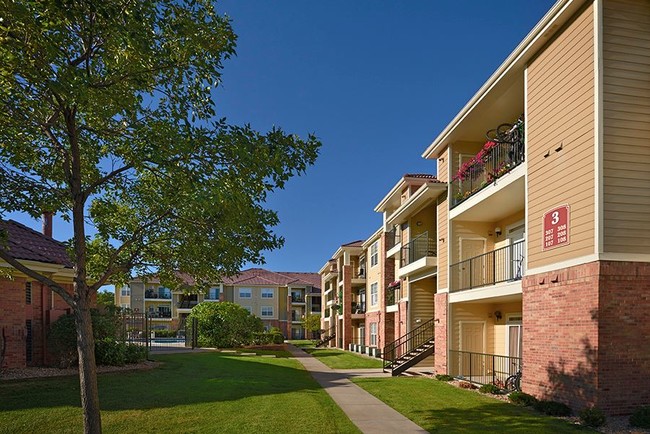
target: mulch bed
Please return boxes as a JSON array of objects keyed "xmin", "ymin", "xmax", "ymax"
[{"xmin": 0, "ymin": 360, "xmax": 160, "ymax": 381}]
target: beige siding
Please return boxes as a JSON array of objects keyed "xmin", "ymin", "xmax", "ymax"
[
  {"xmin": 527, "ymin": 3, "xmax": 596, "ymax": 269},
  {"xmin": 603, "ymin": 0, "xmax": 650, "ymax": 253},
  {"xmin": 438, "ymin": 194, "xmax": 449, "ymax": 289}
]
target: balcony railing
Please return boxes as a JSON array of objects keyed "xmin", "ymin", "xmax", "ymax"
[
  {"xmin": 351, "ymin": 302, "xmax": 366, "ymax": 314},
  {"xmin": 177, "ymin": 300, "xmax": 199, "ymax": 309},
  {"xmin": 400, "ymin": 231, "xmax": 436, "ymax": 267},
  {"xmin": 149, "ymin": 311, "xmax": 172, "ymax": 318},
  {"xmin": 449, "ymin": 350, "xmax": 521, "ymax": 388},
  {"xmin": 452, "ymin": 118, "xmax": 525, "ymax": 208},
  {"xmin": 385, "ymin": 284, "xmax": 401, "ymax": 306},
  {"xmin": 386, "ymin": 226, "xmax": 401, "ymax": 250},
  {"xmin": 450, "ymin": 240, "xmax": 525, "ymax": 292},
  {"xmin": 145, "ymin": 290, "xmax": 172, "ymax": 299},
  {"xmin": 291, "ymin": 295, "xmax": 305, "ymax": 303}
]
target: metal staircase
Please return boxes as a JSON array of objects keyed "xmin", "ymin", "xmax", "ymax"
[
  {"xmin": 315, "ymin": 326, "xmax": 336, "ymax": 348},
  {"xmin": 382, "ymin": 318, "xmax": 435, "ymax": 376}
]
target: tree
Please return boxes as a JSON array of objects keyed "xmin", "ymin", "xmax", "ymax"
[
  {"xmin": 189, "ymin": 301, "xmax": 263, "ymax": 348},
  {"xmin": 96, "ymin": 290, "xmax": 115, "ymax": 308},
  {"xmin": 0, "ymin": 2, "xmax": 320, "ymax": 432},
  {"xmin": 302, "ymin": 314, "xmax": 322, "ymax": 340}
]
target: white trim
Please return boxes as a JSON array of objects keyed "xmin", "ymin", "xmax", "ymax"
[
  {"xmin": 599, "ymin": 253, "xmax": 650, "ymax": 263},
  {"xmin": 594, "ymin": 0, "xmax": 604, "ymax": 255},
  {"xmin": 505, "ymin": 314, "xmax": 523, "ymax": 359},
  {"xmin": 525, "ymin": 253, "xmax": 599, "ymax": 275},
  {"xmin": 449, "ymin": 280, "xmax": 522, "ymax": 304},
  {"xmin": 524, "ymin": 62, "xmax": 530, "ymax": 276}
]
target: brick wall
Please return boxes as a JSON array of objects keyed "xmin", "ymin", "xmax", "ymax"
[
  {"xmin": 434, "ymin": 292, "xmax": 448, "ymax": 374},
  {"xmin": 0, "ymin": 277, "xmax": 27, "ymax": 369},
  {"xmin": 523, "ymin": 260, "xmax": 650, "ymax": 414}
]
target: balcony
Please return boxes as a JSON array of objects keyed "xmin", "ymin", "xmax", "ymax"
[
  {"xmin": 398, "ymin": 231, "xmax": 436, "ymax": 278},
  {"xmin": 386, "ymin": 226, "xmax": 401, "ymax": 250},
  {"xmin": 450, "ymin": 240, "xmax": 525, "ymax": 293},
  {"xmin": 148, "ymin": 311, "xmax": 172, "ymax": 319},
  {"xmin": 452, "ymin": 117, "xmax": 525, "ymax": 208},
  {"xmin": 449, "ymin": 350, "xmax": 521, "ymax": 388},
  {"xmin": 385, "ymin": 284, "xmax": 401, "ymax": 311},
  {"xmin": 145, "ymin": 289, "xmax": 172, "ymax": 300},
  {"xmin": 291, "ymin": 295, "xmax": 306, "ymax": 303},
  {"xmin": 351, "ymin": 302, "xmax": 365, "ymax": 319}
]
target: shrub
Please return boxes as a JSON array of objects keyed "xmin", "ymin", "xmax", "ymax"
[
  {"xmin": 508, "ymin": 391, "xmax": 538, "ymax": 407},
  {"xmin": 579, "ymin": 407, "xmax": 606, "ymax": 428},
  {"xmin": 534, "ymin": 400, "xmax": 572, "ymax": 416},
  {"xmin": 95, "ymin": 338, "xmax": 126, "ymax": 366},
  {"xmin": 435, "ymin": 374, "xmax": 454, "ymax": 382},
  {"xmin": 479, "ymin": 383, "xmax": 501, "ymax": 395},
  {"xmin": 630, "ymin": 406, "xmax": 650, "ymax": 428},
  {"xmin": 124, "ymin": 343, "xmax": 147, "ymax": 364},
  {"xmin": 188, "ymin": 302, "xmax": 263, "ymax": 348}
]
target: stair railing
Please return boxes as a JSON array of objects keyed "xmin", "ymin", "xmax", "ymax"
[
  {"xmin": 382, "ymin": 318, "xmax": 436, "ymax": 371},
  {"xmin": 316, "ymin": 326, "xmax": 336, "ymax": 347}
]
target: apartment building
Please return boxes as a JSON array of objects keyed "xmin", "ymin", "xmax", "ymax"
[
  {"xmin": 419, "ymin": 0, "xmax": 650, "ymax": 414},
  {"xmin": 120, "ymin": 268, "xmax": 321, "ymax": 339},
  {"xmin": 0, "ymin": 219, "xmax": 87, "ymax": 369}
]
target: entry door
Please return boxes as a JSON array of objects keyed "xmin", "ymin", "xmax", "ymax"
[
  {"xmin": 506, "ymin": 315, "xmax": 522, "ymax": 375},
  {"xmin": 460, "ymin": 321, "xmax": 485, "ymax": 377},
  {"xmin": 460, "ymin": 238, "xmax": 486, "ymax": 289}
]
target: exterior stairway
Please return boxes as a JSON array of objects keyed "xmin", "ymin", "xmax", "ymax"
[
  {"xmin": 315, "ymin": 326, "xmax": 336, "ymax": 348},
  {"xmin": 382, "ymin": 318, "xmax": 435, "ymax": 376}
]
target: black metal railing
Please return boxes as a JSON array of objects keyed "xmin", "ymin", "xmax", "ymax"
[
  {"xmin": 291, "ymin": 295, "xmax": 305, "ymax": 303},
  {"xmin": 400, "ymin": 231, "xmax": 436, "ymax": 267},
  {"xmin": 386, "ymin": 226, "xmax": 401, "ymax": 250},
  {"xmin": 291, "ymin": 312, "xmax": 303, "ymax": 322},
  {"xmin": 452, "ymin": 119, "xmax": 525, "ymax": 207},
  {"xmin": 450, "ymin": 240, "xmax": 525, "ymax": 292},
  {"xmin": 351, "ymin": 302, "xmax": 366, "ymax": 314},
  {"xmin": 448, "ymin": 350, "xmax": 521, "ymax": 388},
  {"xmin": 385, "ymin": 286, "xmax": 400, "ymax": 306},
  {"xmin": 177, "ymin": 300, "xmax": 199, "ymax": 309},
  {"xmin": 149, "ymin": 311, "xmax": 171, "ymax": 318},
  {"xmin": 382, "ymin": 318, "xmax": 435, "ymax": 370}
]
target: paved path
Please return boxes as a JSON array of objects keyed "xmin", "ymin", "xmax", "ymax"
[{"xmin": 287, "ymin": 345, "xmax": 429, "ymax": 434}]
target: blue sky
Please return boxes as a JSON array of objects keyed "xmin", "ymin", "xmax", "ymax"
[{"xmin": 8, "ymin": 1, "xmax": 556, "ymax": 281}]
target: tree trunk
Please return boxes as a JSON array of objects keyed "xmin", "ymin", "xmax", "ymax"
[{"xmin": 75, "ymin": 291, "xmax": 102, "ymax": 434}]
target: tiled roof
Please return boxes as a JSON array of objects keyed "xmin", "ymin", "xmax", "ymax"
[
  {"xmin": 223, "ymin": 268, "xmax": 320, "ymax": 290},
  {"xmin": 0, "ymin": 220, "xmax": 72, "ymax": 267},
  {"xmin": 403, "ymin": 173, "xmax": 444, "ymax": 183},
  {"xmin": 341, "ymin": 240, "xmax": 364, "ymax": 247}
]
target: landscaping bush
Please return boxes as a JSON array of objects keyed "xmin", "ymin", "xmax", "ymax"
[
  {"xmin": 630, "ymin": 405, "xmax": 650, "ymax": 428},
  {"xmin": 508, "ymin": 391, "xmax": 538, "ymax": 407},
  {"xmin": 188, "ymin": 302, "xmax": 263, "ymax": 348},
  {"xmin": 95, "ymin": 338, "xmax": 127, "ymax": 366},
  {"xmin": 579, "ymin": 406, "xmax": 606, "ymax": 428},
  {"xmin": 124, "ymin": 343, "xmax": 147, "ymax": 364},
  {"xmin": 252, "ymin": 330, "xmax": 285, "ymax": 345},
  {"xmin": 47, "ymin": 308, "xmax": 123, "ymax": 368},
  {"xmin": 479, "ymin": 383, "xmax": 501, "ymax": 395},
  {"xmin": 435, "ymin": 374, "xmax": 454, "ymax": 382},
  {"xmin": 534, "ymin": 400, "xmax": 572, "ymax": 416}
]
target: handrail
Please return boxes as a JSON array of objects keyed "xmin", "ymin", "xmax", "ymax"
[
  {"xmin": 400, "ymin": 231, "xmax": 436, "ymax": 266},
  {"xmin": 448, "ymin": 350, "xmax": 521, "ymax": 388},
  {"xmin": 382, "ymin": 318, "xmax": 435, "ymax": 371},
  {"xmin": 450, "ymin": 239, "xmax": 525, "ymax": 292}
]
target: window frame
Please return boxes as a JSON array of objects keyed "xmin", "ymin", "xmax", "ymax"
[
  {"xmin": 261, "ymin": 306, "xmax": 274, "ymax": 317},
  {"xmin": 370, "ymin": 241, "xmax": 379, "ymax": 267},
  {"xmin": 261, "ymin": 288, "xmax": 275, "ymax": 299},
  {"xmin": 370, "ymin": 282, "xmax": 378, "ymax": 306},
  {"xmin": 370, "ymin": 322, "xmax": 378, "ymax": 346},
  {"xmin": 238, "ymin": 288, "xmax": 252, "ymax": 299}
]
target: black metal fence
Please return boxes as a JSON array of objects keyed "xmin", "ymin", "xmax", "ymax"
[
  {"xmin": 400, "ymin": 231, "xmax": 436, "ymax": 267},
  {"xmin": 450, "ymin": 240, "xmax": 525, "ymax": 292},
  {"xmin": 119, "ymin": 312, "xmax": 191, "ymax": 352},
  {"xmin": 449, "ymin": 350, "xmax": 521, "ymax": 388}
]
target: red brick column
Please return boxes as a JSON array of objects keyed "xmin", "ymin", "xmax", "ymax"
[
  {"xmin": 0, "ymin": 278, "xmax": 27, "ymax": 369},
  {"xmin": 434, "ymin": 292, "xmax": 448, "ymax": 374}
]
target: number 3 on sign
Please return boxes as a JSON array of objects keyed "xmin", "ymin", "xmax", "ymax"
[{"xmin": 551, "ymin": 211, "xmax": 559, "ymax": 225}]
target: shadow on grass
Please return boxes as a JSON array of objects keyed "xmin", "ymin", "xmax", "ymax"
[{"xmin": 0, "ymin": 352, "xmax": 321, "ymax": 412}]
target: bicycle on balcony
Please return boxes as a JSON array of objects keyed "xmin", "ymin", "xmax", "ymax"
[
  {"xmin": 485, "ymin": 115, "xmax": 524, "ymax": 164},
  {"xmin": 504, "ymin": 365, "xmax": 522, "ymax": 392}
]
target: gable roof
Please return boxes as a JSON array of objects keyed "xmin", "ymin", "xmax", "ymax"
[
  {"xmin": 223, "ymin": 268, "xmax": 320, "ymax": 290},
  {"xmin": 0, "ymin": 219, "xmax": 72, "ymax": 268}
]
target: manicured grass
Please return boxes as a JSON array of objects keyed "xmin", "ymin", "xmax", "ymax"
[
  {"xmin": 287, "ymin": 339, "xmax": 316, "ymax": 349},
  {"xmin": 302, "ymin": 347, "xmax": 384, "ymax": 369},
  {"xmin": 0, "ymin": 352, "xmax": 360, "ymax": 434},
  {"xmin": 353, "ymin": 377, "xmax": 593, "ymax": 433}
]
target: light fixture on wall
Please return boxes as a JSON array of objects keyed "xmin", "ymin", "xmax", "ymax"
[
  {"xmin": 495, "ymin": 227, "xmax": 502, "ymax": 237},
  {"xmin": 416, "ymin": 221, "xmax": 423, "ymax": 226},
  {"xmin": 494, "ymin": 310, "xmax": 503, "ymax": 321}
]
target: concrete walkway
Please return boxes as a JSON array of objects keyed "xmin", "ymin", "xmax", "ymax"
[{"xmin": 287, "ymin": 345, "xmax": 428, "ymax": 434}]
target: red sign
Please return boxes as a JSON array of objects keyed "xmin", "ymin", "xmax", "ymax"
[{"xmin": 542, "ymin": 205, "xmax": 570, "ymax": 250}]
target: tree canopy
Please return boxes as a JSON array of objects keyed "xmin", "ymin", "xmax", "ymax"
[{"xmin": 0, "ymin": 1, "xmax": 320, "ymax": 432}]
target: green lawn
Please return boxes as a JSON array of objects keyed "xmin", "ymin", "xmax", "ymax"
[
  {"xmin": 353, "ymin": 377, "xmax": 592, "ymax": 434},
  {"xmin": 301, "ymin": 347, "xmax": 384, "ymax": 369},
  {"xmin": 0, "ymin": 352, "xmax": 360, "ymax": 434}
]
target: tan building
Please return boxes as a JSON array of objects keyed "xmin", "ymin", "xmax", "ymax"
[
  {"xmin": 421, "ymin": 0, "xmax": 650, "ymax": 414},
  {"xmin": 119, "ymin": 268, "xmax": 320, "ymax": 339}
]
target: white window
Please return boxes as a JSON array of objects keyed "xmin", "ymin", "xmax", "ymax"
[
  {"xmin": 206, "ymin": 287, "xmax": 219, "ymax": 300},
  {"xmin": 121, "ymin": 286, "xmax": 130, "ymax": 297},
  {"xmin": 370, "ymin": 323, "xmax": 378, "ymax": 346},
  {"xmin": 370, "ymin": 241, "xmax": 379, "ymax": 267},
  {"xmin": 121, "ymin": 303, "xmax": 129, "ymax": 309},
  {"xmin": 370, "ymin": 283, "xmax": 378, "ymax": 306},
  {"xmin": 239, "ymin": 288, "xmax": 252, "ymax": 299},
  {"xmin": 261, "ymin": 306, "xmax": 273, "ymax": 317},
  {"xmin": 243, "ymin": 306, "xmax": 252, "ymax": 314},
  {"xmin": 261, "ymin": 288, "xmax": 274, "ymax": 299}
]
